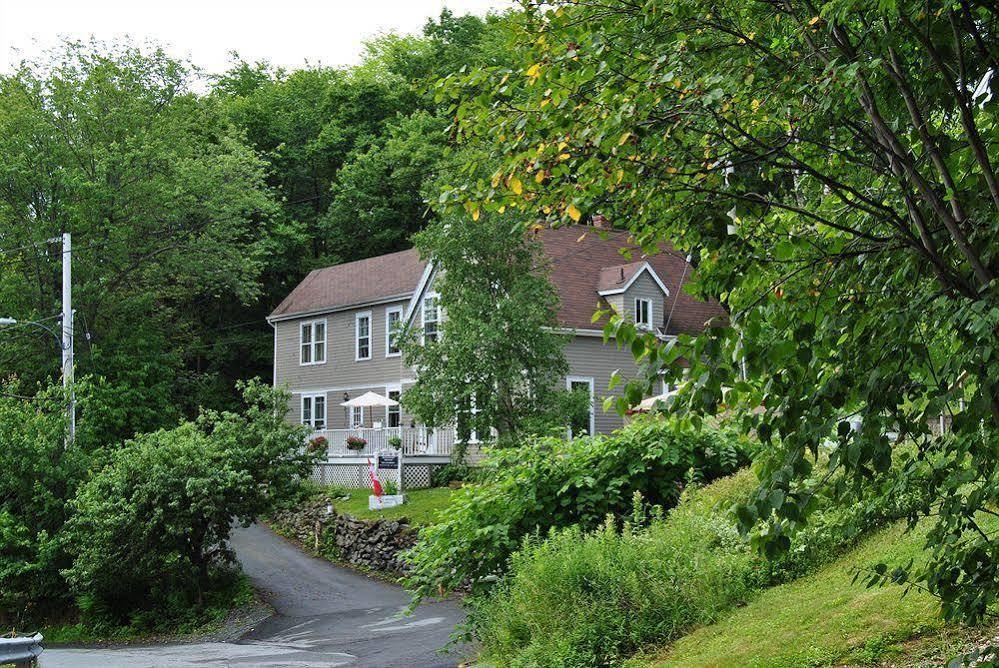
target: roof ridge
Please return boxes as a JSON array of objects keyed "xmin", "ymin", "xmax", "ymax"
[{"xmin": 313, "ymin": 247, "xmax": 419, "ymax": 274}]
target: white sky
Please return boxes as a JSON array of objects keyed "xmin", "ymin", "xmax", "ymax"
[{"xmin": 0, "ymin": 0, "xmax": 511, "ymax": 75}]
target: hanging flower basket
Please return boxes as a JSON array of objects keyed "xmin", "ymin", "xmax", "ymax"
[
  {"xmin": 308, "ymin": 435, "xmax": 328, "ymax": 453},
  {"xmin": 345, "ymin": 436, "xmax": 367, "ymax": 451}
]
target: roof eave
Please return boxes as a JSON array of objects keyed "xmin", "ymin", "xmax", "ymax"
[
  {"xmin": 266, "ymin": 292, "xmax": 416, "ymax": 323},
  {"xmin": 596, "ymin": 262, "xmax": 670, "ymax": 297}
]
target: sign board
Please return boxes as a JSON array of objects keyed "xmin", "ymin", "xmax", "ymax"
[
  {"xmin": 377, "ymin": 452, "xmax": 399, "ymax": 469},
  {"xmin": 370, "ymin": 494, "xmax": 405, "ymax": 510}
]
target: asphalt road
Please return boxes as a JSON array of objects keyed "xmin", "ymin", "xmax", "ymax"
[{"xmin": 41, "ymin": 523, "xmax": 469, "ymax": 667}]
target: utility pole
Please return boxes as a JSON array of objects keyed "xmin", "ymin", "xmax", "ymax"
[
  {"xmin": 61, "ymin": 233, "xmax": 75, "ymax": 446},
  {"xmin": 0, "ymin": 234, "xmax": 74, "ymax": 444}
]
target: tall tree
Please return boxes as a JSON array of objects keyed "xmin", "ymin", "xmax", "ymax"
[
  {"xmin": 437, "ymin": 0, "xmax": 999, "ymax": 622},
  {"xmin": 321, "ymin": 111, "xmax": 450, "ymax": 259},
  {"xmin": 215, "ymin": 64, "xmax": 410, "ymax": 265},
  {"xmin": 401, "ymin": 213, "xmax": 571, "ymax": 447},
  {"xmin": 0, "ymin": 41, "xmax": 278, "ymax": 434}
]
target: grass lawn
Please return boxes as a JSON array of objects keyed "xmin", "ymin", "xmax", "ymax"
[
  {"xmin": 629, "ymin": 521, "xmax": 991, "ymax": 668},
  {"xmin": 329, "ymin": 486, "xmax": 455, "ymax": 525}
]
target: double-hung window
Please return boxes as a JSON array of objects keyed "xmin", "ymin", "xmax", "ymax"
[
  {"xmin": 385, "ymin": 306, "xmax": 402, "ymax": 357},
  {"xmin": 355, "ymin": 311, "xmax": 372, "ymax": 361},
  {"xmin": 350, "ymin": 405, "xmax": 364, "ymax": 428},
  {"xmin": 386, "ymin": 389, "xmax": 401, "ymax": 427},
  {"xmin": 422, "ymin": 293, "xmax": 440, "ymax": 343},
  {"xmin": 300, "ymin": 320, "xmax": 326, "ymax": 365},
  {"xmin": 567, "ymin": 376, "xmax": 595, "ymax": 438},
  {"xmin": 635, "ymin": 298, "xmax": 652, "ymax": 329},
  {"xmin": 457, "ymin": 392, "xmax": 485, "ymax": 444},
  {"xmin": 301, "ymin": 393, "xmax": 326, "ymax": 430}
]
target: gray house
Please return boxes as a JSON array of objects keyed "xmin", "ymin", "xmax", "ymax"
[{"xmin": 268, "ymin": 224, "xmax": 724, "ymax": 486}]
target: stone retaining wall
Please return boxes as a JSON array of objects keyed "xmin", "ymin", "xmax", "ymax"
[{"xmin": 269, "ymin": 496, "xmax": 417, "ymax": 574}]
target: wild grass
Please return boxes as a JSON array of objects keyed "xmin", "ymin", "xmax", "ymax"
[
  {"xmin": 468, "ymin": 465, "xmax": 954, "ymax": 668},
  {"xmin": 627, "ymin": 519, "xmax": 995, "ymax": 667},
  {"xmin": 470, "ymin": 470, "xmax": 761, "ymax": 667}
]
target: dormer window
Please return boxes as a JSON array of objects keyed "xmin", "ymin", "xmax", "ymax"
[{"xmin": 635, "ymin": 298, "xmax": 652, "ymax": 329}]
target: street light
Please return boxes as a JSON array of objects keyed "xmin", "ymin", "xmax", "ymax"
[{"xmin": 0, "ymin": 317, "xmax": 67, "ymax": 349}]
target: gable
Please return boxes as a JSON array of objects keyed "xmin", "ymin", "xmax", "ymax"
[{"xmin": 597, "ymin": 262, "xmax": 669, "ymax": 298}]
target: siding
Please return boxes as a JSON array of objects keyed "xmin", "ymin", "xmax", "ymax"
[
  {"xmin": 563, "ymin": 334, "xmax": 643, "ymax": 435},
  {"xmin": 275, "ymin": 274, "xmax": 660, "ymax": 437},
  {"xmin": 274, "ymin": 299, "xmax": 415, "ymax": 429},
  {"xmin": 620, "ymin": 271, "xmax": 667, "ymax": 325}
]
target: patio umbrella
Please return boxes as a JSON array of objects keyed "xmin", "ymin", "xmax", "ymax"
[
  {"xmin": 340, "ymin": 391, "xmax": 399, "ymax": 407},
  {"xmin": 628, "ymin": 391, "xmax": 677, "ymax": 415}
]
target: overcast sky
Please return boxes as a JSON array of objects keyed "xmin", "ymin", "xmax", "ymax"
[{"xmin": 0, "ymin": 0, "xmax": 511, "ymax": 75}]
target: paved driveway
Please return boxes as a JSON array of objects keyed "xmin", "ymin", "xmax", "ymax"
[{"xmin": 41, "ymin": 523, "xmax": 469, "ymax": 667}]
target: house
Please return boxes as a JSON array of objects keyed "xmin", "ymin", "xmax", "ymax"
[{"xmin": 267, "ymin": 224, "xmax": 724, "ymax": 487}]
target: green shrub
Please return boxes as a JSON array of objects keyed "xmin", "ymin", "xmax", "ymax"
[
  {"xmin": 63, "ymin": 380, "xmax": 312, "ymax": 625},
  {"xmin": 471, "ymin": 471, "xmax": 759, "ymax": 667},
  {"xmin": 468, "ymin": 459, "xmax": 929, "ymax": 667},
  {"xmin": 404, "ymin": 417, "xmax": 752, "ymax": 600},
  {"xmin": 0, "ymin": 383, "xmax": 86, "ymax": 626},
  {"xmin": 430, "ymin": 462, "xmax": 473, "ymax": 487}
]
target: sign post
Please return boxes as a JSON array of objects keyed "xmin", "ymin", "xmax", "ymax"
[
  {"xmin": 370, "ymin": 449, "xmax": 405, "ymax": 510},
  {"xmin": 397, "ymin": 444, "xmax": 404, "ymax": 496}
]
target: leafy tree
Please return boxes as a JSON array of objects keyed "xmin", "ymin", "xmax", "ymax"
[
  {"xmin": 63, "ymin": 381, "xmax": 311, "ymax": 618},
  {"xmin": 436, "ymin": 0, "xmax": 999, "ymax": 622},
  {"xmin": 0, "ymin": 41, "xmax": 279, "ymax": 429},
  {"xmin": 401, "ymin": 213, "xmax": 573, "ymax": 446},
  {"xmin": 216, "ymin": 64, "xmax": 410, "ymax": 264},
  {"xmin": 358, "ymin": 10, "xmax": 514, "ymax": 93},
  {"xmin": 321, "ymin": 111, "xmax": 450, "ymax": 259},
  {"xmin": 0, "ymin": 384, "xmax": 82, "ymax": 626}
]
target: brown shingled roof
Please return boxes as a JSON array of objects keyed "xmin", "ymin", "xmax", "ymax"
[
  {"xmin": 269, "ymin": 248, "xmax": 427, "ymax": 319},
  {"xmin": 536, "ymin": 226, "xmax": 726, "ymax": 335},
  {"xmin": 270, "ymin": 226, "xmax": 726, "ymax": 336},
  {"xmin": 596, "ymin": 261, "xmax": 647, "ymax": 293}
]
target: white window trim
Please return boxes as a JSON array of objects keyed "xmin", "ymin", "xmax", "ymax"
[
  {"xmin": 566, "ymin": 376, "xmax": 595, "ymax": 437},
  {"xmin": 457, "ymin": 393, "xmax": 483, "ymax": 444},
  {"xmin": 350, "ymin": 405, "xmax": 365, "ymax": 428},
  {"xmin": 355, "ymin": 311, "xmax": 372, "ymax": 361},
  {"xmin": 635, "ymin": 297, "xmax": 653, "ymax": 330},
  {"xmin": 385, "ymin": 384, "xmax": 402, "ymax": 427},
  {"xmin": 299, "ymin": 319, "xmax": 327, "ymax": 366},
  {"xmin": 421, "ymin": 291, "xmax": 440, "ymax": 344},
  {"xmin": 301, "ymin": 392, "xmax": 327, "ymax": 430},
  {"xmin": 385, "ymin": 306, "xmax": 403, "ymax": 358}
]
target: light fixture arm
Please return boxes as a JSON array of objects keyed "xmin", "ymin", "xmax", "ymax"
[{"xmin": 0, "ymin": 317, "xmax": 68, "ymax": 350}]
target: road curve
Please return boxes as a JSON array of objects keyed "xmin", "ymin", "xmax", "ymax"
[{"xmin": 41, "ymin": 523, "xmax": 469, "ymax": 667}]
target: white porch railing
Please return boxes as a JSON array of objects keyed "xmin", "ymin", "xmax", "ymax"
[{"xmin": 308, "ymin": 426, "xmax": 456, "ymax": 458}]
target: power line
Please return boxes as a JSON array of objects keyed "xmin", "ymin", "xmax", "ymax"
[
  {"xmin": 0, "ymin": 390, "xmax": 67, "ymax": 404},
  {"xmin": 0, "ymin": 235, "xmax": 118, "ymax": 258}
]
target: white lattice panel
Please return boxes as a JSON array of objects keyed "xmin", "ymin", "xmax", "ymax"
[
  {"xmin": 311, "ymin": 463, "xmax": 365, "ymax": 488},
  {"xmin": 403, "ymin": 465, "xmax": 432, "ymax": 489},
  {"xmin": 309, "ymin": 462, "xmax": 435, "ymax": 489}
]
